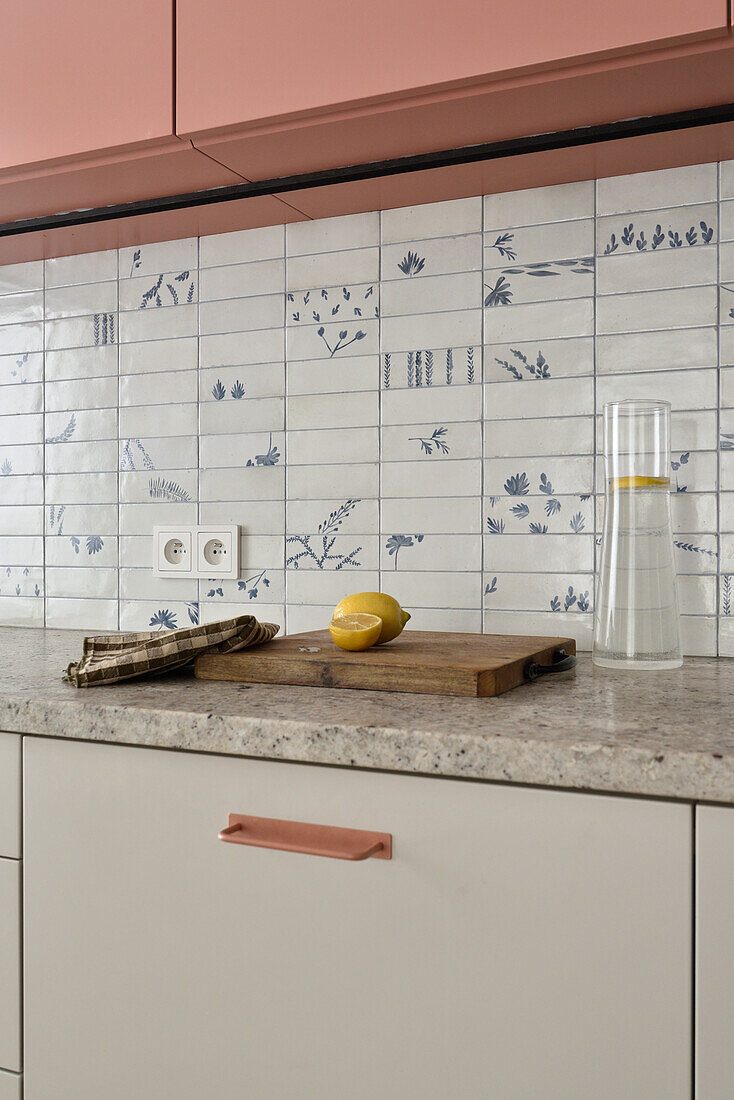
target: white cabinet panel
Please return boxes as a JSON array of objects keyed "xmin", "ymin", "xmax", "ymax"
[
  {"xmin": 0, "ymin": 735, "xmax": 20, "ymax": 859},
  {"xmin": 24, "ymin": 737, "xmax": 691, "ymax": 1100},
  {"xmin": 0, "ymin": 1070, "xmax": 21, "ymax": 1100},
  {"xmin": 696, "ymin": 805, "xmax": 734, "ymax": 1098},
  {"xmin": 0, "ymin": 859, "xmax": 20, "ymax": 1073}
]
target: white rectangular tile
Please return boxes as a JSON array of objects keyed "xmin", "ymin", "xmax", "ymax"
[
  {"xmin": 381, "ymin": 272, "xmax": 481, "ymax": 317},
  {"xmin": 596, "ymin": 286, "xmax": 717, "ymax": 335},
  {"xmin": 45, "ymin": 282, "xmax": 117, "ymax": 319},
  {"xmin": 483, "ymin": 533, "xmax": 594, "ymax": 572},
  {"xmin": 0, "ymin": 260, "xmax": 43, "ymax": 296},
  {"xmin": 200, "ymin": 224, "xmax": 284, "ymax": 268},
  {"xmin": 288, "ymin": 212, "xmax": 378, "ymax": 255},
  {"xmin": 381, "ymin": 198, "xmax": 481, "ymax": 244},
  {"xmin": 119, "ymin": 402, "xmax": 197, "ymax": 439},
  {"xmin": 484, "ymin": 181, "xmax": 594, "ymax": 228},
  {"xmin": 484, "ymin": 298, "xmax": 593, "ymax": 342},
  {"xmin": 287, "ymin": 462, "xmax": 378, "ymax": 500},
  {"xmin": 45, "ymin": 344, "xmax": 117, "ymax": 381},
  {"xmin": 597, "ymin": 164, "xmax": 717, "ymax": 215},
  {"xmin": 381, "ymin": 458, "xmax": 481, "ymax": 498},
  {"xmin": 597, "ymin": 245, "xmax": 717, "ymax": 295},
  {"xmin": 118, "ymin": 304, "xmax": 196, "ymax": 343},
  {"xmin": 286, "ymin": 426, "xmax": 378, "ymax": 465},
  {"xmin": 199, "ymin": 395, "xmax": 283, "ymax": 436},
  {"xmin": 0, "ymin": 290, "xmax": 43, "ymax": 326},
  {"xmin": 199, "ymin": 294, "xmax": 284, "ymax": 335},
  {"xmin": 199, "ymin": 259, "xmax": 285, "ymax": 301},
  {"xmin": 382, "ymin": 310, "xmax": 481, "ymax": 352},
  {"xmin": 286, "ymin": 248, "xmax": 379, "ymax": 291},
  {"xmin": 46, "ymin": 375, "xmax": 118, "ymax": 413},
  {"xmin": 45, "ymin": 250, "xmax": 117, "ymax": 287},
  {"xmin": 484, "ymin": 376, "xmax": 594, "ymax": 422},
  {"xmin": 200, "ymin": 328, "xmax": 284, "ymax": 367},
  {"xmin": 596, "ymin": 329, "xmax": 716, "ymax": 374},
  {"xmin": 120, "ymin": 370, "xmax": 197, "ymax": 407},
  {"xmin": 287, "ymin": 391, "xmax": 378, "ymax": 431},
  {"xmin": 0, "ymin": 321, "xmax": 42, "ymax": 355},
  {"xmin": 119, "ymin": 336, "xmax": 198, "ymax": 375}
]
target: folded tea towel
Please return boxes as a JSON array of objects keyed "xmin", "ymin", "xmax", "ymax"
[{"xmin": 64, "ymin": 615, "xmax": 280, "ymax": 688}]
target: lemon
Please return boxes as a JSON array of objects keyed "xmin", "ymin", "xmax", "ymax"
[
  {"xmin": 332, "ymin": 592, "xmax": 411, "ymax": 645},
  {"xmin": 328, "ymin": 613, "xmax": 383, "ymax": 651},
  {"xmin": 612, "ymin": 475, "xmax": 670, "ymax": 491}
]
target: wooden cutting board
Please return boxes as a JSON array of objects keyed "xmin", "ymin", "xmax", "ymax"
[{"xmin": 194, "ymin": 630, "xmax": 576, "ymax": 698}]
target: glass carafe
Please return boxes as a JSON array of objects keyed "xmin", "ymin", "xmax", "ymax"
[{"xmin": 593, "ymin": 400, "xmax": 682, "ymax": 670}]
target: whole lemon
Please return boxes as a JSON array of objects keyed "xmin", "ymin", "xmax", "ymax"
[{"xmin": 332, "ymin": 592, "xmax": 411, "ymax": 644}]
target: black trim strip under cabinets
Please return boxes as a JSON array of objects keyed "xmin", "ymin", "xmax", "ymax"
[{"xmin": 2, "ymin": 101, "xmax": 734, "ymax": 237}]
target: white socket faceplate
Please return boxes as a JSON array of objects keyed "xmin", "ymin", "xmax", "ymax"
[
  {"xmin": 154, "ymin": 525, "xmax": 240, "ymax": 579},
  {"xmin": 154, "ymin": 527, "xmax": 193, "ymax": 575},
  {"xmin": 196, "ymin": 525, "xmax": 240, "ymax": 579}
]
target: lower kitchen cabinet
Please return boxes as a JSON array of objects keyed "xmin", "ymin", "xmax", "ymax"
[
  {"xmin": 0, "ymin": 1071, "xmax": 21, "ymax": 1100},
  {"xmin": 696, "ymin": 805, "xmax": 734, "ymax": 1099},
  {"xmin": 23, "ymin": 737, "xmax": 692, "ymax": 1099},
  {"xmin": 0, "ymin": 858, "xmax": 20, "ymax": 1074}
]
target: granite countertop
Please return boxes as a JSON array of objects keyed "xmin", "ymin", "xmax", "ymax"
[{"xmin": 0, "ymin": 626, "xmax": 732, "ymax": 803}]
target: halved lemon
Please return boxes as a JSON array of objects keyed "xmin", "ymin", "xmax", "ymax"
[
  {"xmin": 328, "ymin": 613, "xmax": 383, "ymax": 651},
  {"xmin": 612, "ymin": 475, "xmax": 670, "ymax": 491}
]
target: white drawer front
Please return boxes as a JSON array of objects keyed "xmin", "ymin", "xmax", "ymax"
[
  {"xmin": 0, "ymin": 736, "xmax": 20, "ymax": 859},
  {"xmin": 25, "ymin": 737, "xmax": 691, "ymax": 1100},
  {"xmin": 0, "ymin": 1070, "xmax": 20, "ymax": 1100},
  {"xmin": 0, "ymin": 859, "xmax": 20, "ymax": 1074}
]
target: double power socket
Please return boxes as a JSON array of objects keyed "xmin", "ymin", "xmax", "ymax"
[{"xmin": 154, "ymin": 525, "xmax": 240, "ymax": 580}]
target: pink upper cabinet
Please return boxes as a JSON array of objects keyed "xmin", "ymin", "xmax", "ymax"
[
  {"xmin": 176, "ymin": 0, "xmax": 728, "ymax": 138},
  {"xmin": 0, "ymin": 0, "xmax": 175, "ymax": 172}
]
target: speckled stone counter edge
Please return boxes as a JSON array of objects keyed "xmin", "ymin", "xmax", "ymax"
[{"xmin": 2, "ymin": 692, "xmax": 733, "ymax": 804}]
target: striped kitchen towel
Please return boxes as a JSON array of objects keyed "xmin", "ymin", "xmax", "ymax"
[{"xmin": 64, "ymin": 615, "xmax": 280, "ymax": 688}]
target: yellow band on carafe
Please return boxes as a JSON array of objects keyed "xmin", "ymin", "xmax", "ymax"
[{"xmin": 611, "ymin": 475, "xmax": 670, "ymax": 491}]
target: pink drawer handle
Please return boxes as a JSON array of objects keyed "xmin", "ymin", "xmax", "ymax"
[{"xmin": 218, "ymin": 813, "xmax": 392, "ymax": 861}]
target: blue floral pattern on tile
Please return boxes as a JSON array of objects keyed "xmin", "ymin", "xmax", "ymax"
[
  {"xmin": 550, "ymin": 586, "xmax": 590, "ymax": 612},
  {"xmin": 287, "ymin": 500, "xmax": 363, "ymax": 569},
  {"xmin": 382, "ymin": 346, "xmax": 476, "ymax": 389},
  {"xmin": 139, "ymin": 270, "xmax": 195, "ymax": 308},
  {"xmin": 397, "ymin": 251, "xmax": 426, "ymax": 276},
  {"xmin": 10, "ymin": 353, "xmax": 29, "ymax": 383},
  {"xmin": 0, "ymin": 567, "xmax": 42, "ymax": 598},
  {"xmin": 148, "ymin": 477, "xmax": 191, "ymax": 502},
  {"xmin": 237, "ymin": 570, "xmax": 271, "ymax": 599},
  {"xmin": 0, "ymin": 460, "xmax": 11, "ymax": 475},
  {"xmin": 150, "ymin": 608, "xmax": 178, "ymax": 630},
  {"xmin": 602, "ymin": 219, "xmax": 715, "ymax": 255},
  {"xmin": 385, "ymin": 533, "xmax": 424, "ymax": 568},
  {"xmin": 488, "ymin": 233, "xmax": 517, "ymax": 261},
  {"xmin": 495, "ymin": 348, "xmax": 551, "ymax": 380},
  {"xmin": 671, "ymin": 451, "xmax": 690, "ymax": 492},
  {"xmin": 120, "ymin": 439, "xmax": 155, "ymax": 471},
  {"xmin": 245, "ymin": 434, "xmax": 281, "ymax": 467},
  {"xmin": 409, "ymin": 427, "xmax": 450, "ymax": 456},
  {"xmin": 93, "ymin": 313, "xmax": 115, "ymax": 345},
  {"xmin": 45, "ymin": 414, "xmax": 76, "ymax": 444}
]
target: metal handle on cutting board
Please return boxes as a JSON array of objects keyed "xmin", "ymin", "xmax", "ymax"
[{"xmin": 524, "ymin": 649, "xmax": 577, "ymax": 681}]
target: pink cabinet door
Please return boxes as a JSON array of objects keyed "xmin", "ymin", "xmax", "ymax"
[
  {"xmin": 0, "ymin": 0, "xmax": 174, "ymax": 172},
  {"xmin": 176, "ymin": 0, "xmax": 728, "ymax": 138}
]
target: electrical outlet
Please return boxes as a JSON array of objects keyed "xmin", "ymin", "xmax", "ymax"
[
  {"xmin": 154, "ymin": 527, "xmax": 193, "ymax": 576},
  {"xmin": 196, "ymin": 525, "xmax": 240, "ymax": 579}
]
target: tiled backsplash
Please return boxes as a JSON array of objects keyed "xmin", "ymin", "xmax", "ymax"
[{"xmin": 1, "ymin": 161, "xmax": 732, "ymax": 653}]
